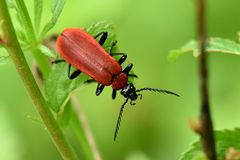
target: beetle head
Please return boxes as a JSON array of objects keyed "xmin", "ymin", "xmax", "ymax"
[{"xmin": 120, "ymin": 83, "xmax": 138, "ymax": 101}]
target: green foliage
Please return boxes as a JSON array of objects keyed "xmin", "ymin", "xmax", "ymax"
[
  {"xmin": 15, "ymin": 1, "xmax": 36, "ymax": 44},
  {"xmin": 0, "ymin": 56, "xmax": 9, "ymax": 65},
  {"xmin": 38, "ymin": 44, "xmax": 57, "ymax": 58},
  {"xmin": 6, "ymin": 0, "xmax": 15, "ymax": 8},
  {"xmin": 87, "ymin": 22, "xmax": 116, "ymax": 51},
  {"xmin": 27, "ymin": 115, "xmax": 43, "ymax": 125},
  {"xmin": 40, "ymin": 0, "xmax": 66, "ymax": 40},
  {"xmin": 34, "ymin": 0, "xmax": 43, "ymax": 34},
  {"xmin": 44, "ymin": 62, "xmax": 79, "ymax": 112},
  {"xmin": 44, "ymin": 22, "xmax": 118, "ymax": 113},
  {"xmin": 57, "ymin": 101, "xmax": 72, "ymax": 128},
  {"xmin": 7, "ymin": 0, "xmax": 65, "ymax": 51},
  {"xmin": 169, "ymin": 34, "xmax": 240, "ymax": 160},
  {"xmin": 5, "ymin": 0, "xmax": 65, "ymax": 77},
  {"xmin": 181, "ymin": 129, "xmax": 240, "ymax": 160},
  {"xmin": 169, "ymin": 37, "xmax": 240, "ymax": 60}
]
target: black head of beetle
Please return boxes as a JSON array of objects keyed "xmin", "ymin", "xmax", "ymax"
[{"xmin": 120, "ymin": 83, "xmax": 138, "ymax": 101}]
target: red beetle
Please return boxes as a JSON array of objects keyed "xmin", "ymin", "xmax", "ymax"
[{"xmin": 56, "ymin": 28, "xmax": 179, "ymax": 140}]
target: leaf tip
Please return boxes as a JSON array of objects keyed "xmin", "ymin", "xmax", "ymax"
[{"xmin": 168, "ymin": 49, "xmax": 183, "ymax": 61}]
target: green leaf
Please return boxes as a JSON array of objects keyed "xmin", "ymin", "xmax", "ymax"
[
  {"xmin": 40, "ymin": 0, "xmax": 66, "ymax": 40},
  {"xmin": 17, "ymin": 29, "xmax": 28, "ymax": 46},
  {"xmin": 34, "ymin": 0, "xmax": 43, "ymax": 34},
  {"xmin": 15, "ymin": 1, "xmax": 36, "ymax": 44},
  {"xmin": 181, "ymin": 129, "xmax": 240, "ymax": 160},
  {"xmin": 38, "ymin": 44, "xmax": 57, "ymax": 58},
  {"xmin": 169, "ymin": 40, "xmax": 198, "ymax": 60},
  {"xmin": 45, "ymin": 62, "xmax": 73, "ymax": 112},
  {"xmin": 6, "ymin": 0, "xmax": 15, "ymax": 9},
  {"xmin": 207, "ymin": 38, "xmax": 240, "ymax": 55},
  {"xmin": 0, "ymin": 56, "xmax": 10, "ymax": 65},
  {"xmin": 44, "ymin": 62, "xmax": 89, "ymax": 112},
  {"xmin": 87, "ymin": 21, "xmax": 116, "ymax": 51},
  {"xmin": 27, "ymin": 115, "xmax": 43, "ymax": 124},
  {"xmin": 169, "ymin": 38, "xmax": 240, "ymax": 60},
  {"xmin": 57, "ymin": 100, "xmax": 72, "ymax": 128}
]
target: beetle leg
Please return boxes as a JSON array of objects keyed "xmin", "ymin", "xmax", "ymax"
[
  {"xmin": 84, "ymin": 79, "xmax": 96, "ymax": 84},
  {"xmin": 109, "ymin": 40, "xmax": 128, "ymax": 58},
  {"xmin": 110, "ymin": 52, "xmax": 126, "ymax": 56},
  {"xmin": 109, "ymin": 40, "xmax": 117, "ymax": 53},
  {"xmin": 69, "ymin": 70, "xmax": 81, "ymax": 80},
  {"xmin": 122, "ymin": 64, "xmax": 133, "ymax": 74},
  {"xmin": 52, "ymin": 59, "xmax": 65, "ymax": 64},
  {"xmin": 94, "ymin": 31, "xmax": 107, "ymax": 39},
  {"xmin": 137, "ymin": 94, "xmax": 143, "ymax": 100},
  {"xmin": 112, "ymin": 89, "xmax": 117, "ymax": 99},
  {"xmin": 118, "ymin": 55, "xmax": 127, "ymax": 64},
  {"xmin": 68, "ymin": 64, "xmax": 72, "ymax": 77},
  {"xmin": 109, "ymin": 40, "xmax": 127, "ymax": 56},
  {"xmin": 128, "ymin": 74, "xmax": 138, "ymax": 78},
  {"xmin": 68, "ymin": 64, "xmax": 81, "ymax": 80},
  {"xmin": 94, "ymin": 32, "xmax": 108, "ymax": 46},
  {"xmin": 96, "ymin": 83, "xmax": 105, "ymax": 96},
  {"xmin": 130, "ymin": 100, "xmax": 136, "ymax": 105}
]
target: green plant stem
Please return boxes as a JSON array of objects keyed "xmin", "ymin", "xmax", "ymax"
[
  {"xmin": 0, "ymin": 1, "xmax": 78, "ymax": 160},
  {"xmin": 14, "ymin": 0, "xmax": 50, "ymax": 78},
  {"xmin": 196, "ymin": 0, "xmax": 217, "ymax": 159}
]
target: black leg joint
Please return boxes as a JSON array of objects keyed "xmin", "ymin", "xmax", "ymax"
[
  {"xmin": 112, "ymin": 89, "xmax": 117, "ymax": 99},
  {"xmin": 84, "ymin": 79, "xmax": 96, "ymax": 84},
  {"xmin": 128, "ymin": 74, "xmax": 138, "ymax": 78},
  {"xmin": 52, "ymin": 59, "xmax": 65, "ymax": 64},
  {"xmin": 109, "ymin": 40, "xmax": 118, "ymax": 53},
  {"xmin": 68, "ymin": 64, "xmax": 81, "ymax": 80},
  {"xmin": 118, "ymin": 55, "xmax": 127, "ymax": 65},
  {"xmin": 122, "ymin": 64, "xmax": 133, "ymax": 74},
  {"xmin": 94, "ymin": 32, "xmax": 108, "ymax": 46},
  {"xmin": 69, "ymin": 70, "xmax": 81, "ymax": 80},
  {"xmin": 96, "ymin": 83, "xmax": 105, "ymax": 96}
]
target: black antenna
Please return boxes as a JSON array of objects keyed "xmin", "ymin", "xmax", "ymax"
[
  {"xmin": 135, "ymin": 88, "xmax": 180, "ymax": 97},
  {"xmin": 114, "ymin": 98, "xmax": 129, "ymax": 141}
]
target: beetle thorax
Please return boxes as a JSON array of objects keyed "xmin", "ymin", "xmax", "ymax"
[{"xmin": 111, "ymin": 73, "xmax": 128, "ymax": 90}]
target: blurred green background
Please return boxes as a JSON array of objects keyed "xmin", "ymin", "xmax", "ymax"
[{"xmin": 1, "ymin": 0, "xmax": 240, "ymax": 159}]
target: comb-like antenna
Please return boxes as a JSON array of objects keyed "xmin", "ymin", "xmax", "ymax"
[
  {"xmin": 135, "ymin": 88, "xmax": 179, "ymax": 97},
  {"xmin": 114, "ymin": 98, "xmax": 129, "ymax": 141}
]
